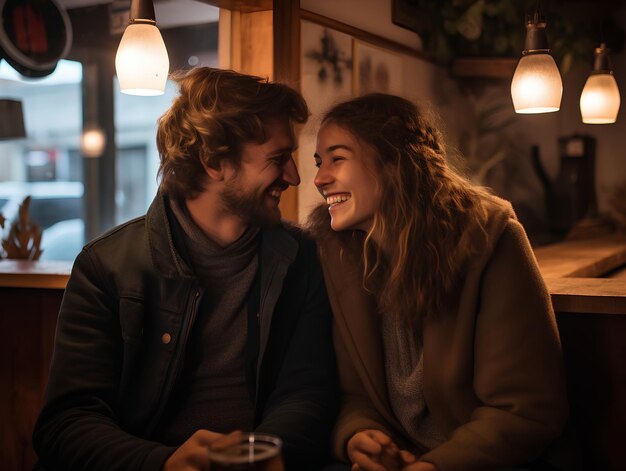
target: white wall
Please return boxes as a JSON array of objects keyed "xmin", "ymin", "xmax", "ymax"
[
  {"xmin": 297, "ymin": 0, "xmax": 626, "ymax": 229},
  {"xmin": 297, "ymin": 0, "xmax": 465, "ymax": 222},
  {"xmin": 300, "ymin": 0, "xmax": 421, "ymax": 50}
]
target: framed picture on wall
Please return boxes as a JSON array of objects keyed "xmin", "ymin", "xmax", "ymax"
[
  {"xmin": 391, "ymin": 0, "xmax": 428, "ymax": 35},
  {"xmin": 354, "ymin": 40, "xmax": 404, "ymax": 96}
]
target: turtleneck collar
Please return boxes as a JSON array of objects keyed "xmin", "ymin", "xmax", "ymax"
[{"xmin": 169, "ymin": 197, "xmax": 260, "ymax": 282}]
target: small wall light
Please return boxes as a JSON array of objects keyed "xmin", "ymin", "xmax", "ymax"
[
  {"xmin": 580, "ymin": 43, "xmax": 621, "ymax": 124},
  {"xmin": 80, "ymin": 125, "xmax": 106, "ymax": 158},
  {"xmin": 511, "ymin": 10, "xmax": 563, "ymax": 114},
  {"xmin": 115, "ymin": 0, "xmax": 169, "ymax": 96}
]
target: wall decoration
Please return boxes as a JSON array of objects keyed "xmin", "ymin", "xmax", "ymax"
[
  {"xmin": 299, "ymin": 21, "xmax": 353, "ymax": 221},
  {"xmin": 302, "ymin": 21, "xmax": 353, "ymax": 96},
  {"xmin": 354, "ymin": 40, "xmax": 404, "ymax": 95}
]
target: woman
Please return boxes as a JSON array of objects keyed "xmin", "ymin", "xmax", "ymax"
[{"xmin": 309, "ymin": 94, "xmax": 568, "ymax": 471}]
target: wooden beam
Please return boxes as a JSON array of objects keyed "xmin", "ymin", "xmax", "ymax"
[
  {"xmin": 273, "ymin": 0, "xmax": 300, "ymax": 85},
  {"xmin": 272, "ymin": 0, "xmax": 300, "ymax": 222},
  {"xmin": 241, "ymin": 10, "xmax": 273, "ymax": 78},
  {"xmin": 451, "ymin": 57, "xmax": 517, "ymax": 80}
]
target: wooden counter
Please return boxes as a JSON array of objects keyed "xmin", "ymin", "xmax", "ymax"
[
  {"xmin": 1, "ymin": 236, "xmax": 626, "ymax": 470},
  {"xmin": 534, "ymin": 234, "xmax": 626, "ymax": 315},
  {"xmin": 0, "ymin": 260, "xmax": 70, "ymax": 470},
  {"xmin": 534, "ymin": 234, "xmax": 626, "ymax": 470},
  {"xmin": 535, "ymin": 234, "xmax": 626, "ymax": 279}
]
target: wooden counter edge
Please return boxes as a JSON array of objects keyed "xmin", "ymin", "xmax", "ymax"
[
  {"xmin": 534, "ymin": 234, "xmax": 626, "ymax": 279},
  {"xmin": 0, "ymin": 262, "xmax": 624, "ymax": 314},
  {"xmin": 0, "ymin": 260, "xmax": 71, "ymax": 290},
  {"xmin": 545, "ymin": 277, "xmax": 626, "ymax": 316}
]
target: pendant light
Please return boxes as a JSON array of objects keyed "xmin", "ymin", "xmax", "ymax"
[
  {"xmin": 115, "ymin": 0, "xmax": 169, "ymax": 96},
  {"xmin": 511, "ymin": 9, "xmax": 563, "ymax": 114},
  {"xmin": 580, "ymin": 43, "xmax": 620, "ymax": 124}
]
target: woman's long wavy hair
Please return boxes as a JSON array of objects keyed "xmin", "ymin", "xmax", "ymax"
[
  {"xmin": 321, "ymin": 94, "xmax": 492, "ymax": 322},
  {"xmin": 157, "ymin": 68, "xmax": 308, "ymax": 200}
]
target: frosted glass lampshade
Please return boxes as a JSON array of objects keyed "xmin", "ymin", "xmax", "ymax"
[
  {"xmin": 511, "ymin": 53, "xmax": 563, "ymax": 114},
  {"xmin": 115, "ymin": 23, "xmax": 169, "ymax": 96},
  {"xmin": 580, "ymin": 73, "xmax": 621, "ymax": 124},
  {"xmin": 80, "ymin": 126, "xmax": 106, "ymax": 157}
]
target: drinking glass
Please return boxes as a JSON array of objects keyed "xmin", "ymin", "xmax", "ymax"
[{"xmin": 208, "ymin": 432, "xmax": 284, "ymax": 471}]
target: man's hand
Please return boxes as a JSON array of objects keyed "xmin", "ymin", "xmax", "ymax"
[
  {"xmin": 347, "ymin": 429, "xmax": 404, "ymax": 471},
  {"xmin": 163, "ymin": 429, "xmax": 242, "ymax": 471},
  {"xmin": 401, "ymin": 461, "xmax": 437, "ymax": 471}
]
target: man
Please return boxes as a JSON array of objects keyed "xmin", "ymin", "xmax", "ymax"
[{"xmin": 33, "ymin": 68, "xmax": 338, "ymax": 471}]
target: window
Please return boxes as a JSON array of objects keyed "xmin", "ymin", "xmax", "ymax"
[
  {"xmin": 0, "ymin": 59, "xmax": 84, "ymax": 261},
  {"xmin": 0, "ymin": 1, "xmax": 220, "ymax": 260}
]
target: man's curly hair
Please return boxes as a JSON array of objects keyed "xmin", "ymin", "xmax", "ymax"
[{"xmin": 156, "ymin": 68, "xmax": 308, "ymax": 200}]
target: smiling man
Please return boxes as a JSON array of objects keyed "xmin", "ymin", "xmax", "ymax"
[{"xmin": 33, "ymin": 68, "xmax": 338, "ymax": 471}]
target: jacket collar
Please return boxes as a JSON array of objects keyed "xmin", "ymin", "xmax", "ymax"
[
  {"xmin": 146, "ymin": 193, "xmax": 194, "ymax": 278},
  {"xmin": 255, "ymin": 223, "xmax": 298, "ymax": 388},
  {"xmin": 146, "ymin": 192, "xmax": 299, "ymax": 280}
]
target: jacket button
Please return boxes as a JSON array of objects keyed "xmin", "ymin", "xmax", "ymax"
[{"xmin": 161, "ymin": 333, "xmax": 172, "ymax": 344}]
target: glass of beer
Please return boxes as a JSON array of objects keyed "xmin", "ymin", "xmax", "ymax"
[{"xmin": 208, "ymin": 433, "xmax": 284, "ymax": 471}]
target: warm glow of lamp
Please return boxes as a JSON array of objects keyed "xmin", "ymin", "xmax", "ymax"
[
  {"xmin": 80, "ymin": 126, "xmax": 106, "ymax": 157},
  {"xmin": 511, "ymin": 54, "xmax": 562, "ymax": 113},
  {"xmin": 580, "ymin": 44, "xmax": 621, "ymax": 124},
  {"xmin": 115, "ymin": 0, "xmax": 169, "ymax": 96},
  {"xmin": 511, "ymin": 10, "xmax": 562, "ymax": 114}
]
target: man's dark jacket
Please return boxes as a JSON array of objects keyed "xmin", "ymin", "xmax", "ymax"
[{"xmin": 33, "ymin": 194, "xmax": 339, "ymax": 470}]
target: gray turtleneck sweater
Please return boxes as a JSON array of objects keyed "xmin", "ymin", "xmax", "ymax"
[
  {"xmin": 380, "ymin": 314, "xmax": 447, "ymax": 452},
  {"xmin": 155, "ymin": 199, "xmax": 260, "ymax": 444}
]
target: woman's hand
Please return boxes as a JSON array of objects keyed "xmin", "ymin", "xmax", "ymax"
[{"xmin": 347, "ymin": 429, "xmax": 403, "ymax": 471}]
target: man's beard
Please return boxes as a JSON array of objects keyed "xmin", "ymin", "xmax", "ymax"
[{"xmin": 221, "ymin": 177, "xmax": 282, "ymax": 228}]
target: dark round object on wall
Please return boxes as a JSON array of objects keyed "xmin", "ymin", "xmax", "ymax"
[{"xmin": 0, "ymin": 0, "xmax": 72, "ymax": 78}]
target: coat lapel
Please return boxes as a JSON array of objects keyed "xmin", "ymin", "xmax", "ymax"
[
  {"xmin": 322, "ymin": 237, "xmax": 402, "ymax": 431},
  {"xmin": 256, "ymin": 226, "xmax": 298, "ymax": 378}
]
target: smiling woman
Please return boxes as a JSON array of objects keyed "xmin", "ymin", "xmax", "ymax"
[
  {"xmin": 308, "ymin": 93, "xmax": 568, "ymax": 471},
  {"xmin": 314, "ymin": 122, "xmax": 380, "ymax": 232}
]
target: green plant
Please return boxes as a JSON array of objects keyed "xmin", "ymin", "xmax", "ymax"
[
  {"xmin": 459, "ymin": 98, "xmax": 521, "ymax": 184},
  {"xmin": 413, "ymin": 0, "xmax": 624, "ymax": 73}
]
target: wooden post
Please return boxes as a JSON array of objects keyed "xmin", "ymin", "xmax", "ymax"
[
  {"xmin": 273, "ymin": 0, "xmax": 300, "ymax": 222},
  {"xmin": 219, "ymin": 1, "xmax": 301, "ymax": 222}
]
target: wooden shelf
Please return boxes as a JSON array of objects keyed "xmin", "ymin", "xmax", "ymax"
[{"xmin": 450, "ymin": 57, "xmax": 517, "ymax": 80}]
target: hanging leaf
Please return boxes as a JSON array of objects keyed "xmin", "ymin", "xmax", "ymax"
[
  {"xmin": 457, "ymin": 0, "xmax": 485, "ymax": 41},
  {"xmin": 560, "ymin": 52, "xmax": 573, "ymax": 75}
]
